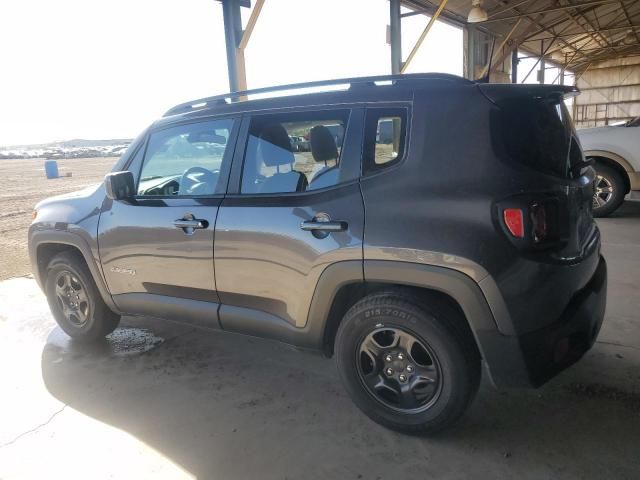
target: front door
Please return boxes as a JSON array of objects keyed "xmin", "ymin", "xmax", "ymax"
[
  {"xmin": 214, "ymin": 108, "xmax": 365, "ymax": 333},
  {"xmin": 98, "ymin": 117, "xmax": 238, "ymax": 324}
]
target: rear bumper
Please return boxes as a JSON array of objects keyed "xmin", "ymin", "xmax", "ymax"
[{"xmin": 481, "ymin": 255, "xmax": 607, "ymax": 387}]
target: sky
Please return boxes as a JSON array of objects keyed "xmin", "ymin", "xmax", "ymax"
[{"xmin": 0, "ymin": 0, "xmax": 463, "ymax": 147}]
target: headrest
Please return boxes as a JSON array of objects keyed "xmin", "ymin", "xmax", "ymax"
[
  {"xmin": 257, "ymin": 123, "xmax": 295, "ymax": 167},
  {"xmin": 310, "ymin": 125, "xmax": 339, "ymax": 163}
]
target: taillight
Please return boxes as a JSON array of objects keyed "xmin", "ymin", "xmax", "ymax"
[
  {"xmin": 530, "ymin": 203, "xmax": 548, "ymax": 243},
  {"xmin": 503, "ymin": 208, "xmax": 524, "ymax": 238},
  {"xmin": 500, "ymin": 199, "xmax": 560, "ymax": 248}
]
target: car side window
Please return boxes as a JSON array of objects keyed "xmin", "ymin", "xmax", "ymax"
[
  {"xmin": 363, "ymin": 108, "xmax": 407, "ymax": 174},
  {"xmin": 240, "ymin": 110, "xmax": 350, "ymax": 194},
  {"xmin": 137, "ymin": 119, "xmax": 235, "ymax": 197}
]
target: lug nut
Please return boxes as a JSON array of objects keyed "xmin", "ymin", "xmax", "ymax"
[
  {"xmin": 385, "ymin": 367, "xmax": 393, "ymax": 376},
  {"xmin": 385, "ymin": 354, "xmax": 393, "ymax": 362},
  {"xmin": 399, "ymin": 374, "xmax": 407, "ymax": 382},
  {"xmin": 406, "ymin": 365, "xmax": 414, "ymax": 373},
  {"xmin": 397, "ymin": 353, "xmax": 404, "ymax": 361}
]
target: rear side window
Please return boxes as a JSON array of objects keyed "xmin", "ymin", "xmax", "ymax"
[
  {"xmin": 496, "ymin": 97, "xmax": 578, "ymax": 178},
  {"xmin": 240, "ymin": 109, "xmax": 350, "ymax": 194},
  {"xmin": 363, "ymin": 108, "xmax": 407, "ymax": 174}
]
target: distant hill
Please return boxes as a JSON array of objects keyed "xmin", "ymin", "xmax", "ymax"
[
  {"xmin": 0, "ymin": 139, "xmax": 133, "ymax": 160},
  {"xmin": 1, "ymin": 139, "xmax": 133, "ymax": 150}
]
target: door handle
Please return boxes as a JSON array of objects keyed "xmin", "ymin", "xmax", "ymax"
[
  {"xmin": 174, "ymin": 214, "xmax": 208, "ymax": 233},
  {"xmin": 300, "ymin": 220, "xmax": 347, "ymax": 232}
]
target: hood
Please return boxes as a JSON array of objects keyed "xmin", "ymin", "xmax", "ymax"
[{"xmin": 35, "ymin": 183, "xmax": 102, "ymax": 211}]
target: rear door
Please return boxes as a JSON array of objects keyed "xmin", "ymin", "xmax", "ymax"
[
  {"xmin": 98, "ymin": 117, "xmax": 238, "ymax": 324},
  {"xmin": 214, "ymin": 107, "xmax": 365, "ymax": 333}
]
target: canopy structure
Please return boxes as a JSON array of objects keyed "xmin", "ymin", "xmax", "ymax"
[
  {"xmin": 397, "ymin": 1, "xmax": 639, "ymax": 79},
  {"xmin": 217, "ymin": 0, "xmax": 640, "ymax": 125}
]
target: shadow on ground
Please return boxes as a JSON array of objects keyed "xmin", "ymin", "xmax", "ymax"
[{"xmin": 41, "ymin": 316, "xmax": 640, "ymax": 479}]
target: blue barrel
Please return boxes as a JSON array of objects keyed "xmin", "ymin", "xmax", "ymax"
[{"xmin": 44, "ymin": 160, "xmax": 59, "ymax": 179}]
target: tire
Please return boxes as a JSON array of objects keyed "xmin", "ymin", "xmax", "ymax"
[
  {"xmin": 335, "ymin": 292, "xmax": 480, "ymax": 434},
  {"xmin": 592, "ymin": 163, "xmax": 625, "ymax": 217},
  {"xmin": 45, "ymin": 252, "xmax": 120, "ymax": 342}
]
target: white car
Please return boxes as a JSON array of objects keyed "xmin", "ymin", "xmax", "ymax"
[{"xmin": 578, "ymin": 117, "xmax": 640, "ymax": 216}]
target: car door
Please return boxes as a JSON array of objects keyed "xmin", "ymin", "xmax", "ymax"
[
  {"xmin": 214, "ymin": 107, "xmax": 365, "ymax": 337},
  {"xmin": 98, "ymin": 117, "xmax": 239, "ymax": 326}
]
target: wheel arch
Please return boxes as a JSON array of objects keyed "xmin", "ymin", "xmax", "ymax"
[
  {"xmin": 310, "ymin": 260, "xmax": 502, "ymax": 363},
  {"xmin": 29, "ymin": 231, "xmax": 119, "ymax": 313},
  {"xmin": 584, "ymin": 150, "xmax": 632, "ymax": 194}
]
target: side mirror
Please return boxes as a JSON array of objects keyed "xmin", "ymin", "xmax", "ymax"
[{"xmin": 104, "ymin": 171, "xmax": 135, "ymax": 201}]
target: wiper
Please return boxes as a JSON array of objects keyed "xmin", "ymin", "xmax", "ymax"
[{"xmin": 141, "ymin": 175, "xmax": 163, "ymax": 181}]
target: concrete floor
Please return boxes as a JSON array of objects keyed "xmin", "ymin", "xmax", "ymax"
[{"xmin": 1, "ymin": 203, "xmax": 639, "ymax": 480}]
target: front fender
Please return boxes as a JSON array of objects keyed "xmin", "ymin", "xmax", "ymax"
[{"xmin": 28, "ymin": 228, "xmax": 119, "ymax": 314}]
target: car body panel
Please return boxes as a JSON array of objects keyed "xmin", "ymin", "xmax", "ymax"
[
  {"xmin": 215, "ymin": 185, "xmax": 365, "ymax": 329},
  {"xmin": 97, "ymin": 197, "xmax": 220, "ymax": 303},
  {"xmin": 578, "ymin": 121, "xmax": 640, "ymax": 189}
]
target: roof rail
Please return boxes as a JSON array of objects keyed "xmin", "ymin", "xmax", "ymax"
[{"xmin": 163, "ymin": 73, "xmax": 471, "ymax": 117}]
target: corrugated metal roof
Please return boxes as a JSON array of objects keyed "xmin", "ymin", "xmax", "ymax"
[{"xmin": 402, "ymin": 0, "xmax": 640, "ymax": 73}]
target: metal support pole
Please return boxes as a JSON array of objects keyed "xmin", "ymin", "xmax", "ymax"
[
  {"xmin": 221, "ymin": 0, "xmax": 243, "ymax": 93},
  {"xmin": 465, "ymin": 26, "xmax": 476, "ymax": 80},
  {"xmin": 390, "ymin": 0, "xmax": 402, "ymax": 74},
  {"xmin": 511, "ymin": 49, "xmax": 519, "ymax": 83},
  {"xmin": 479, "ymin": 18, "xmax": 521, "ymax": 79},
  {"xmin": 539, "ymin": 40, "xmax": 545, "ymax": 84}
]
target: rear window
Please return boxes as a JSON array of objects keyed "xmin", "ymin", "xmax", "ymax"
[{"xmin": 497, "ymin": 96, "xmax": 580, "ymax": 178}]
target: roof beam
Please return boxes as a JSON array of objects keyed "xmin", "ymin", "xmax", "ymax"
[
  {"xmin": 238, "ymin": 0, "xmax": 265, "ymax": 50},
  {"xmin": 486, "ymin": 11, "xmax": 551, "ymax": 73},
  {"xmin": 522, "ymin": 37, "xmax": 558, "ymax": 82},
  {"xmin": 537, "ymin": 7, "xmax": 633, "ymax": 60},
  {"xmin": 521, "ymin": 4, "xmax": 605, "ymax": 41},
  {"xmin": 571, "ymin": 44, "xmax": 640, "ymax": 68},
  {"xmin": 558, "ymin": 0, "xmax": 618, "ymax": 58},
  {"xmin": 532, "ymin": 25, "xmax": 640, "ymax": 41},
  {"xmin": 491, "ymin": 0, "xmax": 592, "ymax": 64},
  {"xmin": 401, "ymin": 0, "xmax": 450, "ymax": 73},
  {"xmin": 482, "ymin": 0, "xmax": 621, "ymax": 24},
  {"xmin": 487, "ymin": 0, "xmax": 536, "ymax": 19},
  {"xmin": 620, "ymin": 1, "xmax": 640, "ymax": 45}
]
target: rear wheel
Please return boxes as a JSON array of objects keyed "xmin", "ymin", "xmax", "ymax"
[
  {"xmin": 45, "ymin": 252, "xmax": 120, "ymax": 342},
  {"xmin": 335, "ymin": 292, "xmax": 480, "ymax": 434},
  {"xmin": 592, "ymin": 163, "xmax": 625, "ymax": 217}
]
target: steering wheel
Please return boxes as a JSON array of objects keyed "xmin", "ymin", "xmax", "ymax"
[{"xmin": 179, "ymin": 166, "xmax": 218, "ymax": 195}]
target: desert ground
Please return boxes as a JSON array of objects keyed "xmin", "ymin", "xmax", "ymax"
[{"xmin": 0, "ymin": 157, "xmax": 117, "ymax": 280}]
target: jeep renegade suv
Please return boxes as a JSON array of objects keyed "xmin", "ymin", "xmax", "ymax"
[{"xmin": 29, "ymin": 74, "xmax": 607, "ymax": 433}]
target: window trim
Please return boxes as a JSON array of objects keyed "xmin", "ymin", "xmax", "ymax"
[
  {"xmin": 129, "ymin": 115, "xmax": 240, "ymax": 200},
  {"xmin": 362, "ymin": 106, "xmax": 410, "ymax": 176},
  {"xmin": 229, "ymin": 107, "xmax": 362, "ymax": 198}
]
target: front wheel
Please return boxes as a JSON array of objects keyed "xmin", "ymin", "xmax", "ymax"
[
  {"xmin": 335, "ymin": 293, "xmax": 480, "ymax": 434},
  {"xmin": 45, "ymin": 252, "xmax": 120, "ymax": 342}
]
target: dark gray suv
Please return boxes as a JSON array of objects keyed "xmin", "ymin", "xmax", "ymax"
[{"xmin": 29, "ymin": 74, "xmax": 607, "ymax": 433}]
